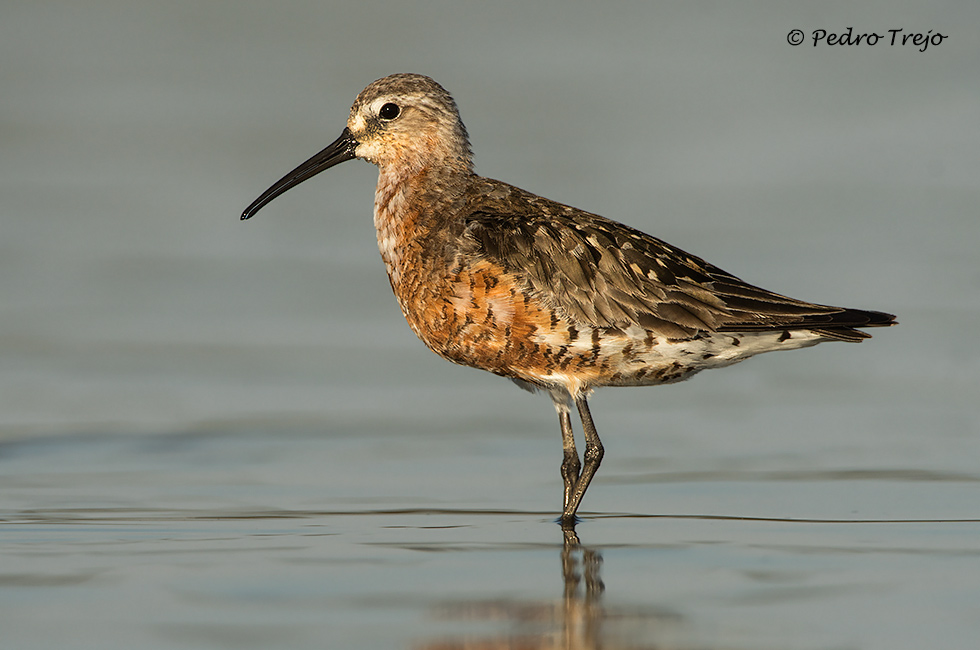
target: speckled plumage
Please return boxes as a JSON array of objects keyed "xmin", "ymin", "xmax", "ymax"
[{"xmin": 242, "ymin": 73, "xmax": 896, "ymax": 526}]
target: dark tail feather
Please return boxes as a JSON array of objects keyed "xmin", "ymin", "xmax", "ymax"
[
  {"xmin": 808, "ymin": 308, "xmax": 897, "ymax": 342},
  {"xmin": 718, "ymin": 307, "xmax": 897, "ymax": 342}
]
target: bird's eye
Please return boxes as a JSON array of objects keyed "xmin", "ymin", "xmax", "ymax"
[{"xmin": 378, "ymin": 103, "xmax": 400, "ymax": 120}]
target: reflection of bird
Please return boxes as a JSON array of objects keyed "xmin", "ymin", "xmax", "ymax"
[
  {"xmin": 242, "ymin": 73, "xmax": 896, "ymax": 525},
  {"xmin": 424, "ymin": 547, "xmax": 611, "ymax": 650},
  {"xmin": 411, "ymin": 536, "xmax": 681, "ymax": 650}
]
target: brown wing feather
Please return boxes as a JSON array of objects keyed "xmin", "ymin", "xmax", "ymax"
[{"xmin": 458, "ymin": 180, "xmax": 895, "ymax": 340}]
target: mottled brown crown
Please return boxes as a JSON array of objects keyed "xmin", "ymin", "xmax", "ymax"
[{"xmin": 350, "ymin": 73, "xmax": 473, "ymax": 173}]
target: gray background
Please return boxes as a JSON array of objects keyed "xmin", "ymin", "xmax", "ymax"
[{"xmin": 2, "ymin": 2, "xmax": 978, "ymax": 649}]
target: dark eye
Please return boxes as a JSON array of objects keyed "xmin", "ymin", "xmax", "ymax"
[{"xmin": 378, "ymin": 103, "xmax": 400, "ymax": 120}]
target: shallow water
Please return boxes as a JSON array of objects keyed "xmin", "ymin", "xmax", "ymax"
[
  {"xmin": 4, "ymin": 429, "xmax": 980, "ymax": 649},
  {"xmin": 2, "ymin": 2, "xmax": 980, "ymax": 649}
]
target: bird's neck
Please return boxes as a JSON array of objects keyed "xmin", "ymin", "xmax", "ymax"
[
  {"xmin": 373, "ymin": 162, "xmax": 470, "ymax": 229},
  {"xmin": 372, "ymin": 164, "xmax": 470, "ymax": 290}
]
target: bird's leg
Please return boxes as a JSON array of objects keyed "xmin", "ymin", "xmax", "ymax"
[
  {"xmin": 557, "ymin": 405, "xmax": 581, "ymax": 514},
  {"xmin": 562, "ymin": 396, "xmax": 604, "ymax": 524}
]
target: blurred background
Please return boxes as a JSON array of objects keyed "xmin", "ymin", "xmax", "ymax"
[
  {"xmin": 1, "ymin": 2, "xmax": 979, "ymax": 649},
  {"xmin": 2, "ymin": 1, "xmax": 976, "ymax": 444}
]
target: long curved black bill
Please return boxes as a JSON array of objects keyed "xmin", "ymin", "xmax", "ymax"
[{"xmin": 241, "ymin": 127, "xmax": 358, "ymax": 220}]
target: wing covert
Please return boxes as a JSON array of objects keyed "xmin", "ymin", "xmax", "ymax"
[{"xmin": 457, "ymin": 183, "xmax": 893, "ymax": 340}]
